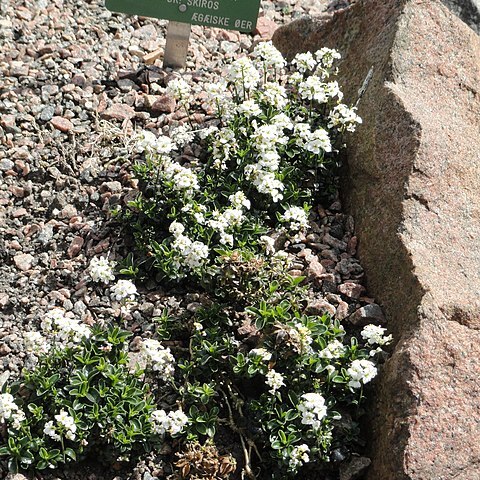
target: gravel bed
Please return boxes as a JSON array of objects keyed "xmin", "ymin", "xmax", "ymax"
[{"xmin": 0, "ymin": 0, "xmax": 378, "ymax": 479}]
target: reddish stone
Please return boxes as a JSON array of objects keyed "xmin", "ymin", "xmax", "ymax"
[
  {"xmin": 255, "ymin": 17, "xmax": 278, "ymax": 40},
  {"xmin": 68, "ymin": 236, "xmax": 84, "ymax": 258},
  {"xmin": 100, "ymin": 103, "xmax": 135, "ymax": 121},
  {"xmin": 51, "ymin": 116, "xmax": 74, "ymax": 133},
  {"xmin": 151, "ymin": 94, "xmax": 176, "ymax": 114}
]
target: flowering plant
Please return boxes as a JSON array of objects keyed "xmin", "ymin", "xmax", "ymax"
[{"xmin": 126, "ymin": 42, "xmax": 361, "ymax": 284}]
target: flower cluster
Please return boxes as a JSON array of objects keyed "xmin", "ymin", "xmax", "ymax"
[
  {"xmin": 288, "ymin": 444, "xmax": 310, "ymax": 471},
  {"xmin": 151, "ymin": 409, "xmax": 189, "ymax": 436},
  {"xmin": 361, "ymin": 324, "xmax": 393, "ymax": 346},
  {"xmin": 265, "ymin": 369, "xmax": 285, "ymax": 395},
  {"xmin": 110, "ymin": 279, "xmax": 137, "ymax": 303},
  {"xmin": 23, "ymin": 330, "xmax": 50, "ymax": 355},
  {"xmin": 44, "ymin": 410, "xmax": 77, "ymax": 441},
  {"xmin": 347, "ymin": 359, "xmax": 377, "ymax": 389},
  {"xmin": 298, "ymin": 393, "xmax": 328, "ymax": 430},
  {"xmin": 140, "ymin": 339, "xmax": 175, "ymax": 380},
  {"xmin": 88, "ymin": 256, "xmax": 116, "ymax": 284},
  {"xmin": 248, "ymin": 348, "xmax": 272, "ymax": 362},
  {"xmin": 170, "ymin": 222, "xmax": 210, "ymax": 270},
  {"xmin": 0, "ymin": 393, "xmax": 25, "ymax": 430},
  {"xmin": 40, "ymin": 307, "xmax": 91, "ymax": 346}
]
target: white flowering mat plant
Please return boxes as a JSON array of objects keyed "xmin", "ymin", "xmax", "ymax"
[{"xmin": 0, "ymin": 43, "xmax": 388, "ymax": 480}]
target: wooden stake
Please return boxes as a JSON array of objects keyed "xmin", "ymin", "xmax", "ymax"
[{"xmin": 163, "ymin": 21, "xmax": 191, "ymax": 69}]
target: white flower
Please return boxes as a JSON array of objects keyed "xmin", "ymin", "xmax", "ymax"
[
  {"xmin": 227, "ymin": 57, "xmax": 260, "ymax": 92},
  {"xmin": 41, "ymin": 308, "xmax": 91, "ymax": 346},
  {"xmin": 257, "ymin": 150, "xmax": 280, "ymax": 171},
  {"xmin": 271, "ymin": 113, "xmax": 294, "ymax": 131},
  {"xmin": 295, "ymin": 322, "xmax": 313, "ymax": 353},
  {"xmin": 169, "ymin": 221, "xmax": 185, "ymax": 237},
  {"xmin": 170, "ymin": 124, "xmax": 195, "ymax": 148},
  {"xmin": 172, "ymin": 234, "xmax": 209, "ymax": 269},
  {"xmin": 289, "ymin": 444, "xmax": 310, "ymax": 470},
  {"xmin": 252, "ymin": 124, "xmax": 287, "ymax": 153},
  {"xmin": 0, "ymin": 393, "xmax": 23, "ymax": 428},
  {"xmin": 298, "ymin": 392, "xmax": 327, "ymax": 430},
  {"xmin": 135, "ymin": 130, "xmax": 157, "ymax": 153},
  {"xmin": 292, "ymin": 52, "xmax": 316, "ymax": 73},
  {"xmin": 88, "ymin": 256, "xmax": 116, "ymax": 284},
  {"xmin": 168, "ymin": 409, "xmax": 189, "ymax": 435},
  {"xmin": 361, "ymin": 324, "xmax": 392, "ymax": 346},
  {"xmin": 314, "ymin": 48, "xmax": 341, "ymax": 78},
  {"xmin": 249, "ymin": 348, "xmax": 272, "ymax": 362},
  {"xmin": 110, "ymin": 279, "xmax": 137, "ymax": 302},
  {"xmin": 229, "ymin": 191, "xmax": 251, "ymax": 210},
  {"xmin": 298, "ymin": 76, "xmax": 328, "ymax": 103},
  {"xmin": 154, "ymin": 135, "xmax": 175, "ymax": 155},
  {"xmin": 237, "ymin": 99, "xmax": 262, "ymax": 118},
  {"xmin": 252, "ymin": 41, "xmax": 286, "ymax": 70},
  {"xmin": 141, "ymin": 339, "xmax": 176, "ymax": 380},
  {"xmin": 265, "ymin": 369, "xmax": 285, "ymax": 394},
  {"xmin": 44, "ymin": 420, "xmax": 61, "ymax": 441},
  {"xmin": 259, "ymin": 235, "xmax": 275, "ymax": 255},
  {"xmin": 328, "ymin": 104, "xmax": 363, "ymax": 133},
  {"xmin": 245, "ymin": 166, "xmax": 284, "ymax": 202},
  {"xmin": 261, "ymin": 83, "xmax": 288, "ymax": 109},
  {"xmin": 282, "ymin": 206, "xmax": 309, "ymax": 232},
  {"xmin": 24, "ymin": 331, "xmax": 50, "ymax": 354},
  {"xmin": 304, "ymin": 128, "xmax": 332, "ymax": 154},
  {"xmin": 166, "ymin": 78, "xmax": 191, "ymax": 101},
  {"xmin": 160, "ymin": 159, "xmax": 200, "ymax": 194},
  {"xmin": 151, "ymin": 409, "xmax": 188, "ymax": 436},
  {"xmin": 318, "ymin": 340, "xmax": 346, "ymax": 359},
  {"xmin": 324, "ymin": 81, "xmax": 343, "ymax": 101},
  {"xmin": 347, "ymin": 359, "xmax": 377, "ymax": 389},
  {"xmin": 197, "ymin": 125, "xmax": 219, "ymax": 140}
]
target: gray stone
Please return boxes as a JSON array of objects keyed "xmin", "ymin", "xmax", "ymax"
[
  {"xmin": 39, "ymin": 105, "xmax": 55, "ymax": 121},
  {"xmin": 0, "ymin": 159, "xmax": 14, "ymax": 171}
]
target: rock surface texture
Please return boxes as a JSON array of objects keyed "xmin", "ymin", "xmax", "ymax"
[
  {"xmin": 441, "ymin": 0, "xmax": 480, "ymax": 34},
  {"xmin": 274, "ymin": 1, "xmax": 480, "ymax": 479}
]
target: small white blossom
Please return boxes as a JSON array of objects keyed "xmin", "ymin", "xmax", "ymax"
[
  {"xmin": 88, "ymin": 256, "xmax": 116, "ymax": 284},
  {"xmin": 0, "ymin": 393, "xmax": 25, "ymax": 430},
  {"xmin": 237, "ymin": 99, "xmax": 262, "ymax": 118},
  {"xmin": 252, "ymin": 41, "xmax": 286, "ymax": 70},
  {"xmin": 259, "ymin": 235, "xmax": 275, "ymax": 255},
  {"xmin": 261, "ymin": 83, "xmax": 288, "ymax": 109},
  {"xmin": 304, "ymin": 128, "xmax": 332, "ymax": 154},
  {"xmin": 265, "ymin": 369, "xmax": 285, "ymax": 394},
  {"xmin": 229, "ymin": 191, "xmax": 251, "ymax": 210},
  {"xmin": 170, "ymin": 124, "xmax": 195, "ymax": 148},
  {"xmin": 135, "ymin": 130, "xmax": 157, "ymax": 153},
  {"xmin": 24, "ymin": 331, "xmax": 50, "ymax": 355},
  {"xmin": 249, "ymin": 348, "xmax": 272, "ymax": 362},
  {"xmin": 271, "ymin": 113, "xmax": 294, "ymax": 131},
  {"xmin": 160, "ymin": 158, "xmax": 200, "ymax": 194},
  {"xmin": 347, "ymin": 359, "xmax": 377, "ymax": 389},
  {"xmin": 361, "ymin": 324, "xmax": 393, "ymax": 346},
  {"xmin": 110, "ymin": 279, "xmax": 137, "ymax": 302},
  {"xmin": 292, "ymin": 52, "xmax": 316, "ymax": 73},
  {"xmin": 166, "ymin": 78, "xmax": 191, "ymax": 102},
  {"xmin": 41, "ymin": 308, "xmax": 91, "ymax": 346},
  {"xmin": 227, "ymin": 57, "xmax": 260, "ymax": 92},
  {"xmin": 169, "ymin": 221, "xmax": 185, "ymax": 237},
  {"xmin": 318, "ymin": 340, "xmax": 346, "ymax": 359},
  {"xmin": 151, "ymin": 409, "xmax": 188, "ymax": 436},
  {"xmin": 328, "ymin": 104, "xmax": 363, "ymax": 133},
  {"xmin": 44, "ymin": 420, "xmax": 61, "ymax": 441},
  {"xmin": 298, "ymin": 392, "xmax": 327, "ymax": 430},
  {"xmin": 289, "ymin": 444, "xmax": 310, "ymax": 470},
  {"xmin": 282, "ymin": 206, "xmax": 309, "ymax": 232},
  {"xmin": 141, "ymin": 339, "xmax": 176, "ymax": 380},
  {"xmin": 298, "ymin": 76, "xmax": 328, "ymax": 103}
]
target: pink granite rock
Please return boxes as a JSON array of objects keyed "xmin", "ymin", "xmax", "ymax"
[{"xmin": 274, "ymin": 1, "xmax": 480, "ymax": 478}]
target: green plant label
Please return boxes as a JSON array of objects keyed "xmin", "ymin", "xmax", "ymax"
[{"xmin": 105, "ymin": 0, "xmax": 262, "ymax": 32}]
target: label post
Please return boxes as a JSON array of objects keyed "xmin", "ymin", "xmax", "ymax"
[{"xmin": 163, "ymin": 21, "xmax": 191, "ymax": 69}]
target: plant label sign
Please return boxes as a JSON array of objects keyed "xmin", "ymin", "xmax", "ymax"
[{"xmin": 105, "ymin": 0, "xmax": 262, "ymax": 33}]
